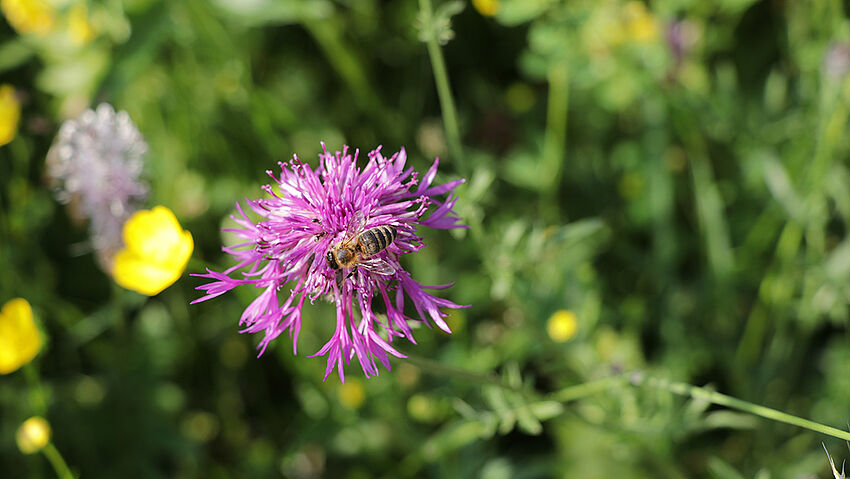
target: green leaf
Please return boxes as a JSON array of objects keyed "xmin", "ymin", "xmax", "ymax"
[
  {"xmin": 0, "ymin": 40, "xmax": 35, "ymax": 74},
  {"xmin": 707, "ymin": 456, "xmax": 747, "ymax": 479},
  {"xmin": 420, "ymin": 420, "xmax": 491, "ymax": 461},
  {"xmin": 514, "ymin": 401, "xmax": 543, "ymax": 435},
  {"xmin": 211, "ymin": 0, "xmax": 333, "ymax": 27},
  {"xmin": 529, "ymin": 401, "xmax": 564, "ymax": 421},
  {"xmin": 483, "ymin": 385, "xmax": 516, "ymax": 434},
  {"xmin": 761, "ymin": 154, "xmax": 804, "ymax": 222},
  {"xmin": 495, "ymin": 0, "xmax": 556, "ymax": 26}
]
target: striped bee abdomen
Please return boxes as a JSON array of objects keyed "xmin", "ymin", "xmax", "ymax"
[{"xmin": 357, "ymin": 225, "xmax": 396, "ymax": 257}]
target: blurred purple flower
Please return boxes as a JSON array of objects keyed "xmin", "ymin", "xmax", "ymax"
[
  {"xmin": 666, "ymin": 19, "xmax": 698, "ymax": 71},
  {"xmin": 193, "ymin": 144, "xmax": 467, "ymax": 381},
  {"xmin": 824, "ymin": 43, "xmax": 850, "ymax": 80},
  {"xmin": 46, "ymin": 104, "xmax": 148, "ymax": 268}
]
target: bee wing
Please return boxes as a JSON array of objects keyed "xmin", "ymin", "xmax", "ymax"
[
  {"xmin": 346, "ymin": 211, "xmax": 368, "ymax": 237},
  {"xmin": 358, "ymin": 257, "xmax": 396, "ymax": 276}
]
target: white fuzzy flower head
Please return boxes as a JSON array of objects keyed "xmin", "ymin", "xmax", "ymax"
[{"xmin": 46, "ymin": 103, "xmax": 149, "ymax": 268}]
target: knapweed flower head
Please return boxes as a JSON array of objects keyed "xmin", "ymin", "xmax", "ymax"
[
  {"xmin": 46, "ymin": 103, "xmax": 148, "ymax": 269},
  {"xmin": 193, "ymin": 144, "xmax": 467, "ymax": 381}
]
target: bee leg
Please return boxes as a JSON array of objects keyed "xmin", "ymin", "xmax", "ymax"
[{"xmin": 345, "ymin": 267, "xmax": 358, "ymax": 279}]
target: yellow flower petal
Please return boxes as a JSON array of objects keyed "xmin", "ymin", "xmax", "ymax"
[
  {"xmin": 123, "ymin": 206, "xmax": 186, "ymax": 260},
  {"xmin": 0, "ymin": 298, "xmax": 41, "ymax": 375},
  {"xmin": 113, "ymin": 249, "xmax": 181, "ymax": 296},
  {"xmin": 547, "ymin": 310, "xmax": 578, "ymax": 343},
  {"xmin": 113, "ymin": 206, "xmax": 194, "ymax": 296},
  {"xmin": 472, "ymin": 0, "xmax": 499, "ymax": 17},
  {"xmin": 1, "ymin": 0, "xmax": 56, "ymax": 36},
  {"xmin": 67, "ymin": 3, "xmax": 96, "ymax": 45},
  {"xmin": 622, "ymin": 1, "xmax": 659, "ymax": 44},
  {"xmin": 0, "ymin": 85, "xmax": 21, "ymax": 147},
  {"xmin": 16, "ymin": 416, "xmax": 51, "ymax": 454}
]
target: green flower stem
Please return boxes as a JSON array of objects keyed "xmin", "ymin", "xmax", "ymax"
[
  {"xmin": 547, "ymin": 375, "xmax": 626, "ymax": 403},
  {"xmin": 23, "ymin": 364, "xmax": 48, "ymax": 416},
  {"xmin": 630, "ymin": 372, "xmax": 850, "ymax": 442},
  {"xmin": 541, "ymin": 61, "xmax": 569, "ymax": 194},
  {"xmin": 301, "ymin": 19, "xmax": 386, "ymax": 127},
  {"xmin": 734, "ymin": 222, "xmax": 802, "ymax": 366},
  {"xmin": 411, "ymin": 358, "xmax": 850, "ymax": 442},
  {"xmin": 111, "ymin": 281, "xmax": 127, "ymax": 336},
  {"xmin": 418, "ymin": 0, "xmax": 464, "ymax": 171},
  {"xmin": 42, "ymin": 443, "xmax": 75, "ymax": 479},
  {"xmin": 668, "ymin": 96, "xmax": 734, "ymax": 281},
  {"xmin": 404, "ymin": 355, "xmax": 508, "ymax": 390},
  {"xmin": 735, "ymin": 79, "xmax": 849, "ymax": 366}
]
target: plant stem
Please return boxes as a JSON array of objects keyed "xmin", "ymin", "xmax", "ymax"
[
  {"xmin": 541, "ymin": 61, "xmax": 569, "ymax": 194},
  {"xmin": 23, "ymin": 364, "xmax": 49, "ymax": 416},
  {"xmin": 418, "ymin": 0, "xmax": 464, "ymax": 170},
  {"xmin": 301, "ymin": 18, "xmax": 395, "ymax": 139},
  {"xmin": 630, "ymin": 372, "xmax": 850, "ymax": 442},
  {"xmin": 410, "ymin": 358, "xmax": 850, "ymax": 442},
  {"xmin": 111, "ymin": 281, "xmax": 127, "ymax": 336},
  {"xmin": 404, "ymin": 355, "xmax": 508, "ymax": 390},
  {"xmin": 42, "ymin": 443, "xmax": 74, "ymax": 479},
  {"xmin": 734, "ymin": 222, "xmax": 801, "ymax": 366},
  {"xmin": 735, "ymin": 79, "xmax": 849, "ymax": 367},
  {"xmin": 547, "ymin": 375, "xmax": 626, "ymax": 403}
]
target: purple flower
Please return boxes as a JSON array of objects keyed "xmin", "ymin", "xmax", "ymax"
[
  {"xmin": 824, "ymin": 42, "xmax": 850, "ymax": 81},
  {"xmin": 193, "ymin": 144, "xmax": 467, "ymax": 381},
  {"xmin": 666, "ymin": 19, "xmax": 698, "ymax": 72},
  {"xmin": 46, "ymin": 103, "xmax": 148, "ymax": 269}
]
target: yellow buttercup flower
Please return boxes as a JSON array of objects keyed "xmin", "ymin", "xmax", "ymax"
[
  {"xmin": 0, "ymin": 298, "xmax": 41, "ymax": 374},
  {"xmin": 622, "ymin": 1, "xmax": 659, "ymax": 44},
  {"xmin": 472, "ymin": 0, "xmax": 499, "ymax": 17},
  {"xmin": 0, "ymin": 85, "xmax": 20, "ymax": 147},
  {"xmin": 67, "ymin": 2, "xmax": 95, "ymax": 45},
  {"xmin": 546, "ymin": 310, "xmax": 578, "ymax": 342},
  {"xmin": 16, "ymin": 416, "xmax": 51, "ymax": 454},
  {"xmin": 113, "ymin": 206, "xmax": 194, "ymax": 296},
  {"xmin": 1, "ymin": 0, "xmax": 56, "ymax": 36}
]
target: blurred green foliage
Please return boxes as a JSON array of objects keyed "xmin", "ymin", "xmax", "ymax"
[{"xmin": 3, "ymin": 0, "xmax": 850, "ymax": 477}]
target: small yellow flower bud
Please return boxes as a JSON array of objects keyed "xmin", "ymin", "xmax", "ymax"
[
  {"xmin": 547, "ymin": 310, "xmax": 578, "ymax": 342},
  {"xmin": 0, "ymin": 85, "xmax": 20, "ymax": 147},
  {"xmin": 113, "ymin": 206, "xmax": 194, "ymax": 296},
  {"xmin": 338, "ymin": 379, "xmax": 365, "ymax": 409},
  {"xmin": 472, "ymin": 0, "xmax": 499, "ymax": 17},
  {"xmin": 67, "ymin": 3, "xmax": 96, "ymax": 45},
  {"xmin": 622, "ymin": 1, "xmax": 659, "ymax": 44},
  {"xmin": 16, "ymin": 416, "xmax": 51, "ymax": 454},
  {"xmin": 0, "ymin": 298, "xmax": 41, "ymax": 374}
]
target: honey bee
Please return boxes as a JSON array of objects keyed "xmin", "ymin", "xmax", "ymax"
[{"xmin": 326, "ymin": 215, "xmax": 396, "ymax": 276}]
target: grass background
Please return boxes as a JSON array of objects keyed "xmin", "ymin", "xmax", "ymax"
[{"xmin": 3, "ymin": 0, "xmax": 850, "ymax": 477}]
